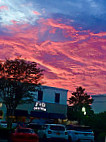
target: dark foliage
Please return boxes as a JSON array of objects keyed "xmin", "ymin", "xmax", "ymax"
[
  {"xmin": 68, "ymin": 86, "xmax": 93, "ymax": 106},
  {"xmin": 67, "ymin": 86, "xmax": 94, "ymax": 124},
  {"xmin": 83, "ymin": 111, "xmax": 106, "ymax": 142},
  {"xmin": 0, "ymin": 58, "xmax": 44, "ymax": 128},
  {"xmin": 0, "ymin": 58, "xmax": 44, "ymax": 83}
]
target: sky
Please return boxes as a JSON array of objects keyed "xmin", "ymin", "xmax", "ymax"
[{"xmin": 0, "ymin": 0, "xmax": 106, "ymax": 96}]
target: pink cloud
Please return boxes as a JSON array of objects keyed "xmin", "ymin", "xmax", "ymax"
[
  {"xmin": 90, "ymin": 32, "xmax": 106, "ymax": 37},
  {"xmin": 11, "ymin": 20, "xmax": 19, "ymax": 24},
  {"xmin": 33, "ymin": 11, "xmax": 41, "ymax": 15},
  {"xmin": 0, "ymin": 5, "xmax": 8, "ymax": 10},
  {"xmin": 0, "ymin": 18, "xmax": 106, "ymax": 96}
]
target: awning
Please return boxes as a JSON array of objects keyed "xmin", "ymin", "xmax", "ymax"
[
  {"xmin": 14, "ymin": 109, "xmax": 28, "ymax": 117},
  {"xmin": 49, "ymin": 113, "xmax": 66, "ymax": 119},
  {"xmin": 30, "ymin": 111, "xmax": 66, "ymax": 119},
  {"xmin": 30, "ymin": 111, "xmax": 49, "ymax": 118}
]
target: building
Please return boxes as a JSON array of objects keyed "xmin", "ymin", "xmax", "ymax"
[
  {"xmin": 91, "ymin": 94, "xmax": 106, "ymax": 113},
  {"xmin": 0, "ymin": 85, "xmax": 68, "ymax": 122}
]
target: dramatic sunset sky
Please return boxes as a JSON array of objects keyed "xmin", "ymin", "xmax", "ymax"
[{"xmin": 0, "ymin": 0, "xmax": 106, "ymax": 95}]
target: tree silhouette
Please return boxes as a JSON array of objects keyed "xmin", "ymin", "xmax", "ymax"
[
  {"xmin": 68, "ymin": 86, "xmax": 93, "ymax": 106},
  {"xmin": 67, "ymin": 86, "xmax": 94, "ymax": 124},
  {"xmin": 0, "ymin": 58, "xmax": 44, "ymax": 128}
]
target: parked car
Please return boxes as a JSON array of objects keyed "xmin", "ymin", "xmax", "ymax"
[
  {"xmin": 12, "ymin": 123, "xmax": 17, "ymax": 128},
  {"xmin": 0, "ymin": 121, "xmax": 19, "ymax": 129},
  {"xmin": 11, "ymin": 127, "xmax": 39, "ymax": 142},
  {"xmin": 27, "ymin": 123, "xmax": 42, "ymax": 133},
  {"xmin": 0, "ymin": 121, "xmax": 7, "ymax": 128},
  {"xmin": 66, "ymin": 124, "xmax": 94, "ymax": 142},
  {"xmin": 38, "ymin": 124, "xmax": 68, "ymax": 141}
]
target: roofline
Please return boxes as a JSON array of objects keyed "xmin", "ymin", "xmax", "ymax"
[
  {"xmin": 45, "ymin": 124, "xmax": 65, "ymax": 126},
  {"xmin": 41, "ymin": 85, "xmax": 68, "ymax": 92},
  {"xmin": 91, "ymin": 94, "xmax": 106, "ymax": 97}
]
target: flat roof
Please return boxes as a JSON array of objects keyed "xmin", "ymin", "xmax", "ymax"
[
  {"xmin": 91, "ymin": 94, "xmax": 106, "ymax": 97},
  {"xmin": 41, "ymin": 85, "xmax": 68, "ymax": 92}
]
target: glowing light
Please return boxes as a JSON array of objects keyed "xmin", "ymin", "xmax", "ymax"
[
  {"xmin": 84, "ymin": 111, "xmax": 86, "ymax": 115},
  {"xmin": 0, "ymin": 103, "xmax": 2, "ymax": 107},
  {"xmin": 82, "ymin": 107, "xmax": 86, "ymax": 112},
  {"xmin": 82, "ymin": 107, "xmax": 86, "ymax": 115},
  {"xmin": 33, "ymin": 101, "xmax": 46, "ymax": 111}
]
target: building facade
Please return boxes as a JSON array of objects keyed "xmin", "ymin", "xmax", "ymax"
[
  {"xmin": 0, "ymin": 85, "xmax": 68, "ymax": 121},
  {"xmin": 91, "ymin": 94, "xmax": 106, "ymax": 113}
]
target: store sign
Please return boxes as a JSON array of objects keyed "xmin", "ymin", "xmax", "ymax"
[{"xmin": 33, "ymin": 101, "xmax": 46, "ymax": 111}]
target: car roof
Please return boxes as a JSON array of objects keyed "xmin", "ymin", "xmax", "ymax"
[
  {"xmin": 45, "ymin": 124, "xmax": 65, "ymax": 127},
  {"xmin": 16, "ymin": 127, "xmax": 33, "ymax": 130},
  {"xmin": 66, "ymin": 124, "xmax": 91, "ymax": 128}
]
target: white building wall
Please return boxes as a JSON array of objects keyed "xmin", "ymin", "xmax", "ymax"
[
  {"xmin": 41, "ymin": 86, "xmax": 67, "ymax": 105},
  {"xmin": 91, "ymin": 94, "xmax": 106, "ymax": 113},
  {"xmin": 0, "ymin": 85, "xmax": 68, "ymax": 119}
]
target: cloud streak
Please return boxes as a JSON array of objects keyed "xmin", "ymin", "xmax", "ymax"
[
  {"xmin": 0, "ymin": 17, "xmax": 106, "ymax": 95},
  {"xmin": 0, "ymin": 0, "xmax": 106, "ymax": 95}
]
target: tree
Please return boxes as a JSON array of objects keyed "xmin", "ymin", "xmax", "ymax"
[
  {"xmin": 0, "ymin": 58, "xmax": 44, "ymax": 128},
  {"xmin": 67, "ymin": 86, "xmax": 94, "ymax": 124},
  {"xmin": 82, "ymin": 111, "xmax": 106, "ymax": 142},
  {"xmin": 68, "ymin": 86, "xmax": 93, "ymax": 106}
]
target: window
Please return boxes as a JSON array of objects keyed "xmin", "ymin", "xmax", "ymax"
[
  {"xmin": 42, "ymin": 125, "xmax": 48, "ymax": 130},
  {"xmin": 50, "ymin": 126, "xmax": 65, "ymax": 131},
  {"xmin": 17, "ymin": 128, "xmax": 35, "ymax": 133},
  {"xmin": 0, "ymin": 110, "xmax": 3, "ymax": 119},
  {"xmin": 55, "ymin": 93, "xmax": 60, "ymax": 103},
  {"xmin": 66, "ymin": 125, "xmax": 92, "ymax": 132},
  {"xmin": 38, "ymin": 90, "xmax": 43, "ymax": 101}
]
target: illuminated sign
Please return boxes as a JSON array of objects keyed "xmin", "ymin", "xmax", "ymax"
[{"xmin": 33, "ymin": 101, "xmax": 46, "ymax": 111}]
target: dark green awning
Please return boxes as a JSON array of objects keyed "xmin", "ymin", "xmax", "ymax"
[{"xmin": 14, "ymin": 109, "xmax": 28, "ymax": 117}]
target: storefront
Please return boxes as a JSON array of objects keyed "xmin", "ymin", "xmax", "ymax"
[{"xmin": 0, "ymin": 85, "xmax": 68, "ymax": 123}]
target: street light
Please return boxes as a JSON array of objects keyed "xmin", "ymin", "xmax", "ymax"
[
  {"xmin": 82, "ymin": 107, "xmax": 86, "ymax": 115},
  {"xmin": 84, "ymin": 111, "xmax": 86, "ymax": 115}
]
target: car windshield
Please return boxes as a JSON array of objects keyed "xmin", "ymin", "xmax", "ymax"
[
  {"xmin": 1, "ymin": 121, "xmax": 7, "ymax": 124},
  {"xmin": 50, "ymin": 126, "xmax": 65, "ymax": 131},
  {"xmin": 28, "ymin": 124, "xmax": 42, "ymax": 129},
  {"xmin": 66, "ymin": 125, "xmax": 92, "ymax": 132},
  {"xmin": 17, "ymin": 128, "xmax": 35, "ymax": 133}
]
